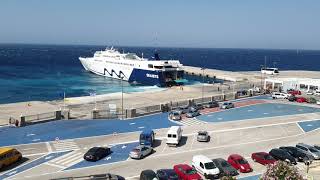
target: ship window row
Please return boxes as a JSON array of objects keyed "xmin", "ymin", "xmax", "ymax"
[{"xmin": 105, "ymin": 61, "xmax": 134, "ymax": 66}]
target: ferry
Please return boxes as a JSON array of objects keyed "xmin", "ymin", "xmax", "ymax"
[{"xmin": 79, "ymin": 48, "xmax": 186, "ymax": 87}]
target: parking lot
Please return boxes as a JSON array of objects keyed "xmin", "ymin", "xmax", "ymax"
[{"xmin": 1, "ymin": 96, "xmax": 320, "ymax": 180}]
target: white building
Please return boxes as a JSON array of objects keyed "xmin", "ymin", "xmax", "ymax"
[{"xmin": 264, "ymin": 78, "xmax": 320, "ymax": 92}]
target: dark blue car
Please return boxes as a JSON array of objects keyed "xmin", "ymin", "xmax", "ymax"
[{"xmin": 156, "ymin": 169, "xmax": 179, "ymax": 180}]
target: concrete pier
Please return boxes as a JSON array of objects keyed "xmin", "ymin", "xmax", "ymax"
[{"xmin": 183, "ymin": 65, "xmax": 256, "ymax": 82}]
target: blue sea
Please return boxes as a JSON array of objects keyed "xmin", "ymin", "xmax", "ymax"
[{"xmin": 1, "ymin": 44, "xmax": 320, "ymax": 104}]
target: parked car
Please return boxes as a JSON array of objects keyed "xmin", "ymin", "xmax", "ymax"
[
  {"xmin": 314, "ymin": 145, "xmax": 320, "ymax": 151},
  {"xmin": 129, "ymin": 145, "xmax": 153, "ymax": 159},
  {"xmin": 156, "ymin": 169, "xmax": 178, "ymax": 180},
  {"xmin": 192, "ymin": 155, "xmax": 220, "ymax": 179},
  {"xmin": 0, "ymin": 148, "xmax": 22, "ymax": 169},
  {"xmin": 205, "ymin": 101, "xmax": 219, "ymax": 108},
  {"xmin": 197, "ymin": 131, "xmax": 210, "ymax": 142},
  {"xmin": 288, "ymin": 95, "xmax": 297, "ymax": 102},
  {"xmin": 169, "ymin": 111, "xmax": 182, "ymax": 121},
  {"xmin": 140, "ymin": 170, "xmax": 158, "ymax": 180},
  {"xmin": 186, "ymin": 110, "xmax": 200, "ymax": 118},
  {"xmin": 269, "ymin": 148, "xmax": 297, "ymax": 165},
  {"xmin": 227, "ymin": 154, "xmax": 252, "ymax": 173},
  {"xmin": 296, "ymin": 97, "xmax": 307, "ymax": 103},
  {"xmin": 220, "ymin": 102, "xmax": 234, "ymax": 109},
  {"xmin": 195, "ymin": 103, "xmax": 204, "ymax": 110},
  {"xmin": 212, "ymin": 158, "xmax": 239, "ymax": 177},
  {"xmin": 173, "ymin": 164, "xmax": 202, "ymax": 180},
  {"xmin": 287, "ymin": 89, "xmax": 301, "ymax": 96},
  {"xmin": 272, "ymin": 92, "xmax": 290, "ymax": 99},
  {"xmin": 279, "ymin": 146, "xmax": 314, "ymax": 162},
  {"xmin": 296, "ymin": 143, "xmax": 320, "ymax": 160},
  {"xmin": 251, "ymin": 152, "xmax": 276, "ymax": 165},
  {"xmin": 317, "ymin": 101, "xmax": 320, "ymax": 105},
  {"xmin": 83, "ymin": 147, "xmax": 111, "ymax": 162}
]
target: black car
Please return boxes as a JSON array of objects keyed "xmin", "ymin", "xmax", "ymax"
[
  {"xmin": 280, "ymin": 146, "xmax": 314, "ymax": 162},
  {"xmin": 84, "ymin": 147, "xmax": 112, "ymax": 162},
  {"xmin": 140, "ymin": 170, "xmax": 158, "ymax": 180},
  {"xmin": 269, "ymin": 148, "xmax": 297, "ymax": 165},
  {"xmin": 156, "ymin": 169, "xmax": 178, "ymax": 180},
  {"xmin": 288, "ymin": 95, "xmax": 297, "ymax": 102},
  {"xmin": 212, "ymin": 158, "xmax": 239, "ymax": 177}
]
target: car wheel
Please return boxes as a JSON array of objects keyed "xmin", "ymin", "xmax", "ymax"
[{"xmin": 18, "ymin": 155, "xmax": 22, "ymax": 161}]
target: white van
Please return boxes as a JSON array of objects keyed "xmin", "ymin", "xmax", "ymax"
[
  {"xmin": 192, "ymin": 155, "xmax": 220, "ymax": 179},
  {"xmin": 166, "ymin": 126, "xmax": 182, "ymax": 146},
  {"xmin": 272, "ymin": 92, "xmax": 289, "ymax": 99},
  {"xmin": 261, "ymin": 68, "xmax": 279, "ymax": 75}
]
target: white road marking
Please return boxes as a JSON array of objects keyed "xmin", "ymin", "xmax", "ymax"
[
  {"xmin": 122, "ymin": 145, "xmax": 127, "ymax": 149},
  {"xmin": 105, "ymin": 156, "xmax": 111, "ymax": 160},
  {"xmin": 296, "ymin": 122, "xmax": 306, "ymax": 133},
  {"xmin": 263, "ymin": 112, "xmax": 269, "ymax": 115},
  {"xmin": 138, "ymin": 126, "xmax": 144, "ymax": 129},
  {"xmin": 307, "ymin": 124, "xmax": 313, "ymax": 127},
  {"xmin": 129, "ymin": 123, "xmax": 136, "ymax": 125},
  {"xmin": 21, "ymin": 148, "xmax": 36, "ymax": 151},
  {"xmin": 46, "ymin": 142, "xmax": 52, "ymax": 152},
  {"xmin": 32, "ymin": 139, "xmax": 40, "ymax": 142},
  {"xmin": 7, "ymin": 171, "xmax": 17, "ymax": 176},
  {"xmin": 26, "ymin": 133, "xmax": 35, "ymax": 136},
  {"xmin": 248, "ymin": 109, "xmax": 253, "ymax": 112},
  {"xmin": 45, "ymin": 162, "xmax": 67, "ymax": 169},
  {"xmin": 44, "ymin": 155, "xmax": 54, "ymax": 160}
]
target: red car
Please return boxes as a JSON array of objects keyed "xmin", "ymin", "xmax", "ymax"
[
  {"xmin": 227, "ymin": 154, "xmax": 252, "ymax": 173},
  {"xmin": 287, "ymin": 90, "xmax": 301, "ymax": 96},
  {"xmin": 296, "ymin": 97, "xmax": 307, "ymax": 103},
  {"xmin": 251, "ymin": 152, "xmax": 276, "ymax": 165},
  {"xmin": 173, "ymin": 164, "xmax": 202, "ymax": 180}
]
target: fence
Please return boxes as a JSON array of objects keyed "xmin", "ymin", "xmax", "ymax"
[
  {"xmin": 91, "ymin": 108, "xmax": 121, "ymax": 119},
  {"xmin": 11, "ymin": 110, "xmax": 67, "ymax": 127},
  {"xmin": 135, "ymin": 104, "xmax": 162, "ymax": 116}
]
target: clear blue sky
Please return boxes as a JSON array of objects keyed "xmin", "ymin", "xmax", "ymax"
[{"xmin": 0, "ymin": 0, "xmax": 319, "ymax": 49}]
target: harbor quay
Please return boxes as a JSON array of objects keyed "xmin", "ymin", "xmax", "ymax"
[{"xmin": 1, "ymin": 67, "xmax": 320, "ymax": 127}]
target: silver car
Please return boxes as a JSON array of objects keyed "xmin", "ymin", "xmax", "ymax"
[
  {"xmin": 296, "ymin": 143, "xmax": 320, "ymax": 160},
  {"xmin": 220, "ymin": 102, "xmax": 234, "ymax": 109},
  {"xmin": 197, "ymin": 131, "xmax": 210, "ymax": 142},
  {"xmin": 169, "ymin": 111, "xmax": 182, "ymax": 121},
  {"xmin": 129, "ymin": 145, "xmax": 153, "ymax": 159}
]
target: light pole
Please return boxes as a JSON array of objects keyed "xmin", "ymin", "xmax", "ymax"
[
  {"xmin": 260, "ymin": 65, "xmax": 264, "ymax": 91},
  {"xmin": 121, "ymin": 76, "xmax": 124, "ymax": 120},
  {"xmin": 201, "ymin": 68, "xmax": 205, "ymax": 103}
]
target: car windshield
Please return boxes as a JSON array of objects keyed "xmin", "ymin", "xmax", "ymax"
[
  {"xmin": 264, "ymin": 155, "xmax": 274, "ymax": 160},
  {"xmin": 168, "ymin": 171, "xmax": 178, "ymax": 178},
  {"xmin": 238, "ymin": 159, "xmax": 248, "ymax": 164},
  {"xmin": 204, "ymin": 162, "xmax": 216, "ymax": 169},
  {"xmin": 309, "ymin": 147, "xmax": 319, "ymax": 153},
  {"xmin": 132, "ymin": 148, "xmax": 140, "ymax": 152},
  {"xmin": 221, "ymin": 161, "xmax": 231, "ymax": 167},
  {"xmin": 185, "ymin": 168, "xmax": 197, "ymax": 175},
  {"xmin": 173, "ymin": 112, "xmax": 179, "ymax": 116},
  {"xmin": 198, "ymin": 132, "xmax": 207, "ymax": 136},
  {"xmin": 88, "ymin": 147, "xmax": 99, "ymax": 153}
]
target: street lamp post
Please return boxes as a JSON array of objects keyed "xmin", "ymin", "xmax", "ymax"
[
  {"xmin": 260, "ymin": 65, "xmax": 264, "ymax": 91},
  {"xmin": 121, "ymin": 76, "xmax": 124, "ymax": 120},
  {"xmin": 201, "ymin": 68, "xmax": 205, "ymax": 103}
]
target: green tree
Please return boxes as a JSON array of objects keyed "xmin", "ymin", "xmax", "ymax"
[{"xmin": 261, "ymin": 161, "xmax": 303, "ymax": 180}]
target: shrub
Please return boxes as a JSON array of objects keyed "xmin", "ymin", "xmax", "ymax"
[{"xmin": 260, "ymin": 161, "xmax": 303, "ymax": 180}]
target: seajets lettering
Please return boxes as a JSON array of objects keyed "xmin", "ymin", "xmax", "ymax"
[{"xmin": 146, "ymin": 73, "xmax": 159, "ymax": 79}]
